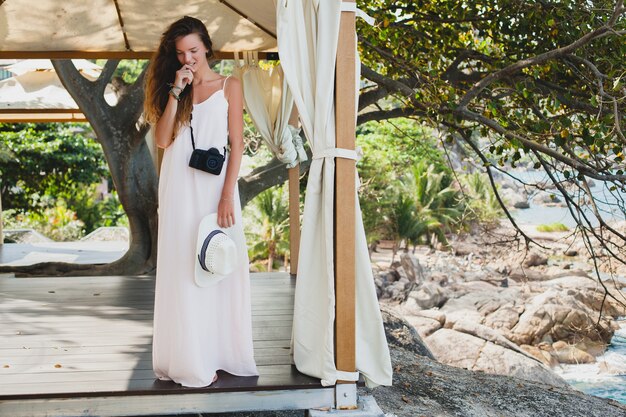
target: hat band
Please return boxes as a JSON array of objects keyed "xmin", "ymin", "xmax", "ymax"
[{"xmin": 198, "ymin": 230, "xmax": 226, "ymax": 272}]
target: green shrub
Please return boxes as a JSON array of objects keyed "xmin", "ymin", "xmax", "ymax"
[
  {"xmin": 536, "ymin": 222, "xmax": 569, "ymax": 232},
  {"xmin": 2, "ymin": 202, "xmax": 84, "ymax": 241}
]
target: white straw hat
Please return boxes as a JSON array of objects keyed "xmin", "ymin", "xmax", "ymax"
[{"xmin": 195, "ymin": 213, "xmax": 237, "ymax": 287}]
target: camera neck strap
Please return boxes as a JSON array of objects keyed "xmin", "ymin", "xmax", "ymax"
[
  {"xmin": 189, "ymin": 113, "xmax": 227, "ymax": 156},
  {"xmin": 190, "ymin": 113, "xmax": 197, "ymax": 150}
]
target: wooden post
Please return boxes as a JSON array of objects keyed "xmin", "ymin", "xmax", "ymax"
[
  {"xmin": 0, "ymin": 191, "xmax": 3, "ymax": 245},
  {"xmin": 334, "ymin": 0, "xmax": 356, "ymax": 400},
  {"xmin": 288, "ymin": 106, "xmax": 300, "ymax": 277}
]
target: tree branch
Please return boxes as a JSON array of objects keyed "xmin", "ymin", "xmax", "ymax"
[
  {"xmin": 457, "ymin": 4, "xmax": 623, "ymax": 108},
  {"xmin": 454, "ymin": 107, "xmax": 626, "ymax": 182},
  {"xmin": 357, "ymin": 107, "xmax": 423, "ymax": 124}
]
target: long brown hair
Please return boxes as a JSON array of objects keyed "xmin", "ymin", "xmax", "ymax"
[{"xmin": 144, "ymin": 16, "xmax": 214, "ymax": 138}]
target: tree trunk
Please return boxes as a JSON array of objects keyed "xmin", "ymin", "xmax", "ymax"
[
  {"xmin": 267, "ymin": 241, "xmax": 275, "ymax": 272},
  {"xmin": 0, "ymin": 60, "xmax": 157, "ymax": 276}
]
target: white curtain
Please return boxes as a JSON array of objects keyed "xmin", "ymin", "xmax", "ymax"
[
  {"xmin": 233, "ymin": 51, "xmax": 307, "ymax": 168},
  {"xmin": 277, "ymin": 0, "xmax": 392, "ymax": 388}
]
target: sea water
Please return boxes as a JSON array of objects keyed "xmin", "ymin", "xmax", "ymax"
[{"xmin": 554, "ymin": 320, "xmax": 626, "ymax": 404}]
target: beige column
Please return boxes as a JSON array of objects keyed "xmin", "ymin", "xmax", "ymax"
[
  {"xmin": 288, "ymin": 106, "xmax": 300, "ymax": 276},
  {"xmin": 0, "ymin": 192, "xmax": 3, "ymax": 245},
  {"xmin": 334, "ymin": 0, "xmax": 356, "ymax": 388}
]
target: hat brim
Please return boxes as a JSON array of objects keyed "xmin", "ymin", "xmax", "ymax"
[{"xmin": 194, "ymin": 213, "xmax": 236, "ymax": 287}]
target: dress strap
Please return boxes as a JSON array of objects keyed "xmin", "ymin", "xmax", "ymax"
[{"xmin": 222, "ymin": 75, "xmax": 231, "ymax": 92}]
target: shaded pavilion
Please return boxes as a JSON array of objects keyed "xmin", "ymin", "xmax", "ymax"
[{"xmin": 0, "ymin": 1, "xmax": 390, "ymax": 416}]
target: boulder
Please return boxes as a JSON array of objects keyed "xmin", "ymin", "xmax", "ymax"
[
  {"xmin": 452, "ymin": 242, "xmax": 481, "ymax": 257},
  {"xmin": 522, "ymin": 252, "xmax": 549, "ymax": 267},
  {"xmin": 400, "ymin": 252, "xmax": 424, "ymax": 283},
  {"xmin": 520, "ymin": 344, "xmax": 558, "ymax": 367},
  {"xmin": 501, "ymin": 188, "xmax": 530, "ymax": 209},
  {"xmin": 381, "ymin": 307, "xmax": 435, "ymax": 359},
  {"xmin": 425, "ymin": 328, "xmax": 567, "ymax": 387},
  {"xmin": 407, "ymin": 282, "xmax": 448, "ymax": 310},
  {"xmin": 415, "ymin": 309, "xmax": 446, "ymax": 325},
  {"xmin": 551, "ymin": 340, "xmax": 596, "ymax": 364},
  {"xmin": 405, "ymin": 315, "xmax": 442, "ymax": 339},
  {"xmin": 483, "ymin": 305, "xmax": 522, "ymax": 331},
  {"xmin": 369, "ymin": 343, "xmax": 626, "ymax": 417},
  {"xmin": 508, "ymin": 289, "xmax": 615, "ymax": 346},
  {"xmin": 532, "ymin": 192, "xmax": 562, "ymax": 205}
]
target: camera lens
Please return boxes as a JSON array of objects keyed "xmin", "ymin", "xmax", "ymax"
[{"xmin": 207, "ymin": 159, "xmax": 218, "ymax": 169}]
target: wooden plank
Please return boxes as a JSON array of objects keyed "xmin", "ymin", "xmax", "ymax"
[
  {"xmin": 0, "ymin": 366, "xmax": 319, "ymax": 396},
  {"xmin": 0, "ymin": 51, "xmax": 279, "ymax": 60},
  {"xmin": 334, "ymin": 0, "xmax": 357, "ymax": 383},
  {"xmin": 0, "ymin": 272, "xmax": 313, "ymax": 408},
  {"xmin": 0, "ymin": 339, "xmax": 291, "ymax": 357},
  {"xmin": 0, "ymin": 388, "xmax": 334, "ymax": 417},
  {"xmin": 0, "ymin": 352, "xmax": 292, "ymax": 373},
  {"xmin": 0, "ymin": 328, "xmax": 292, "ymax": 349},
  {"xmin": 0, "ymin": 371, "xmax": 324, "ymax": 397},
  {"xmin": 0, "ymin": 317, "xmax": 292, "ymax": 333}
]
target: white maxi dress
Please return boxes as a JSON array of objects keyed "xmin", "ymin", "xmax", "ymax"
[{"xmin": 153, "ymin": 79, "xmax": 258, "ymax": 387}]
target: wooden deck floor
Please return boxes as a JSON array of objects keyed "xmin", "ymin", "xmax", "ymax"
[{"xmin": 0, "ymin": 273, "xmax": 332, "ymax": 416}]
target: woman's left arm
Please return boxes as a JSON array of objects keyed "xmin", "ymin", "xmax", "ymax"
[{"xmin": 218, "ymin": 76, "xmax": 245, "ymax": 228}]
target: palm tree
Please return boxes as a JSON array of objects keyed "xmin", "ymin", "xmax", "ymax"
[
  {"xmin": 460, "ymin": 172, "xmax": 502, "ymax": 223},
  {"xmin": 398, "ymin": 161, "xmax": 463, "ymax": 247},
  {"xmin": 246, "ymin": 185, "xmax": 290, "ymax": 272},
  {"xmin": 387, "ymin": 194, "xmax": 420, "ymax": 263}
]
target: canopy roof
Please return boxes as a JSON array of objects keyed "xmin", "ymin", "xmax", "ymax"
[
  {"xmin": 0, "ymin": 0, "xmax": 277, "ymax": 59},
  {"xmin": 0, "ymin": 59, "xmax": 118, "ymax": 122}
]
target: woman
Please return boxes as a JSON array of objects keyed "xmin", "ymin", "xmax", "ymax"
[{"xmin": 144, "ymin": 16, "xmax": 258, "ymax": 387}]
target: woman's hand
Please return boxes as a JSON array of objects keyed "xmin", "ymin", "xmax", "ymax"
[
  {"xmin": 174, "ymin": 64, "xmax": 194, "ymax": 90},
  {"xmin": 218, "ymin": 197, "xmax": 235, "ymax": 228}
]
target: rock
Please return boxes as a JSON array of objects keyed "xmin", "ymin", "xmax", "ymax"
[
  {"xmin": 520, "ymin": 344, "xmax": 558, "ymax": 367},
  {"xmin": 385, "ymin": 269, "xmax": 400, "ymax": 283},
  {"xmin": 523, "ymin": 252, "xmax": 549, "ymax": 267},
  {"xmin": 386, "ymin": 281, "xmax": 407, "ymax": 300},
  {"xmin": 533, "ymin": 192, "xmax": 562, "ymax": 205},
  {"xmin": 509, "ymin": 267, "xmax": 549, "ymax": 281},
  {"xmin": 573, "ymin": 336, "xmax": 607, "ymax": 357},
  {"xmin": 539, "ymin": 276, "xmax": 626, "ymax": 318},
  {"xmin": 508, "ymin": 289, "xmax": 616, "ymax": 347},
  {"xmin": 407, "ymin": 282, "xmax": 448, "ymax": 310},
  {"xmin": 564, "ymin": 249, "xmax": 579, "ymax": 257},
  {"xmin": 415, "ymin": 309, "xmax": 446, "ymax": 325},
  {"xmin": 483, "ymin": 305, "xmax": 521, "ymax": 331},
  {"xmin": 367, "ymin": 343, "xmax": 626, "ymax": 417},
  {"xmin": 429, "ymin": 272, "xmax": 449, "ymax": 286},
  {"xmin": 381, "ymin": 307, "xmax": 435, "ymax": 359},
  {"xmin": 552, "ymin": 341, "xmax": 596, "ymax": 364},
  {"xmin": 501, "ymin": 188, "xmax": 529, "ymax": 209},
  {"xmin": 400, "ymin": 252, "xmax": 424, "ymax": 283},
  {"xmin": 451, "ymin": 320, "xmax": 529, "ymax": 357},
  {"xmin": 405, "ymin": 315, "xmax": 442, "ymax": 339},
  {"xmin": 514, "ymin": 200, "xmax": 530, "ymax": 209},
  {"xmin": 425, "ymin": 328, "xmax": 567, "ymax": 387},
  {"xmin": 452, "ymin": 242, "xmax": 480, "ymax": 257}
]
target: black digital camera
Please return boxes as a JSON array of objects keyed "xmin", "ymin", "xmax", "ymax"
[{"xmin": 188, "ymin": 147, "xmax": 226, "ymax": 175}]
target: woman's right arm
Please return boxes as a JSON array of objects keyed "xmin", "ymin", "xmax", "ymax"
[{"xmin": 154, "ymin": 65, "xmax": 193, "ymax": 149}]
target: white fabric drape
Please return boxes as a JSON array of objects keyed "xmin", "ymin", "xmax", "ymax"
[
  {"xmin": 233, "ymin": 51, "xmax": 307, "ymax": 168},
  {"xmin": 277, "ymin": 0, "xmax": 392, "ymax": 388}
]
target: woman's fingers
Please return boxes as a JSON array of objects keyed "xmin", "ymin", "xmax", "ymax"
[{"xmin": 220, "ymin": 213, "xmax": 234, "ymax": 228}]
